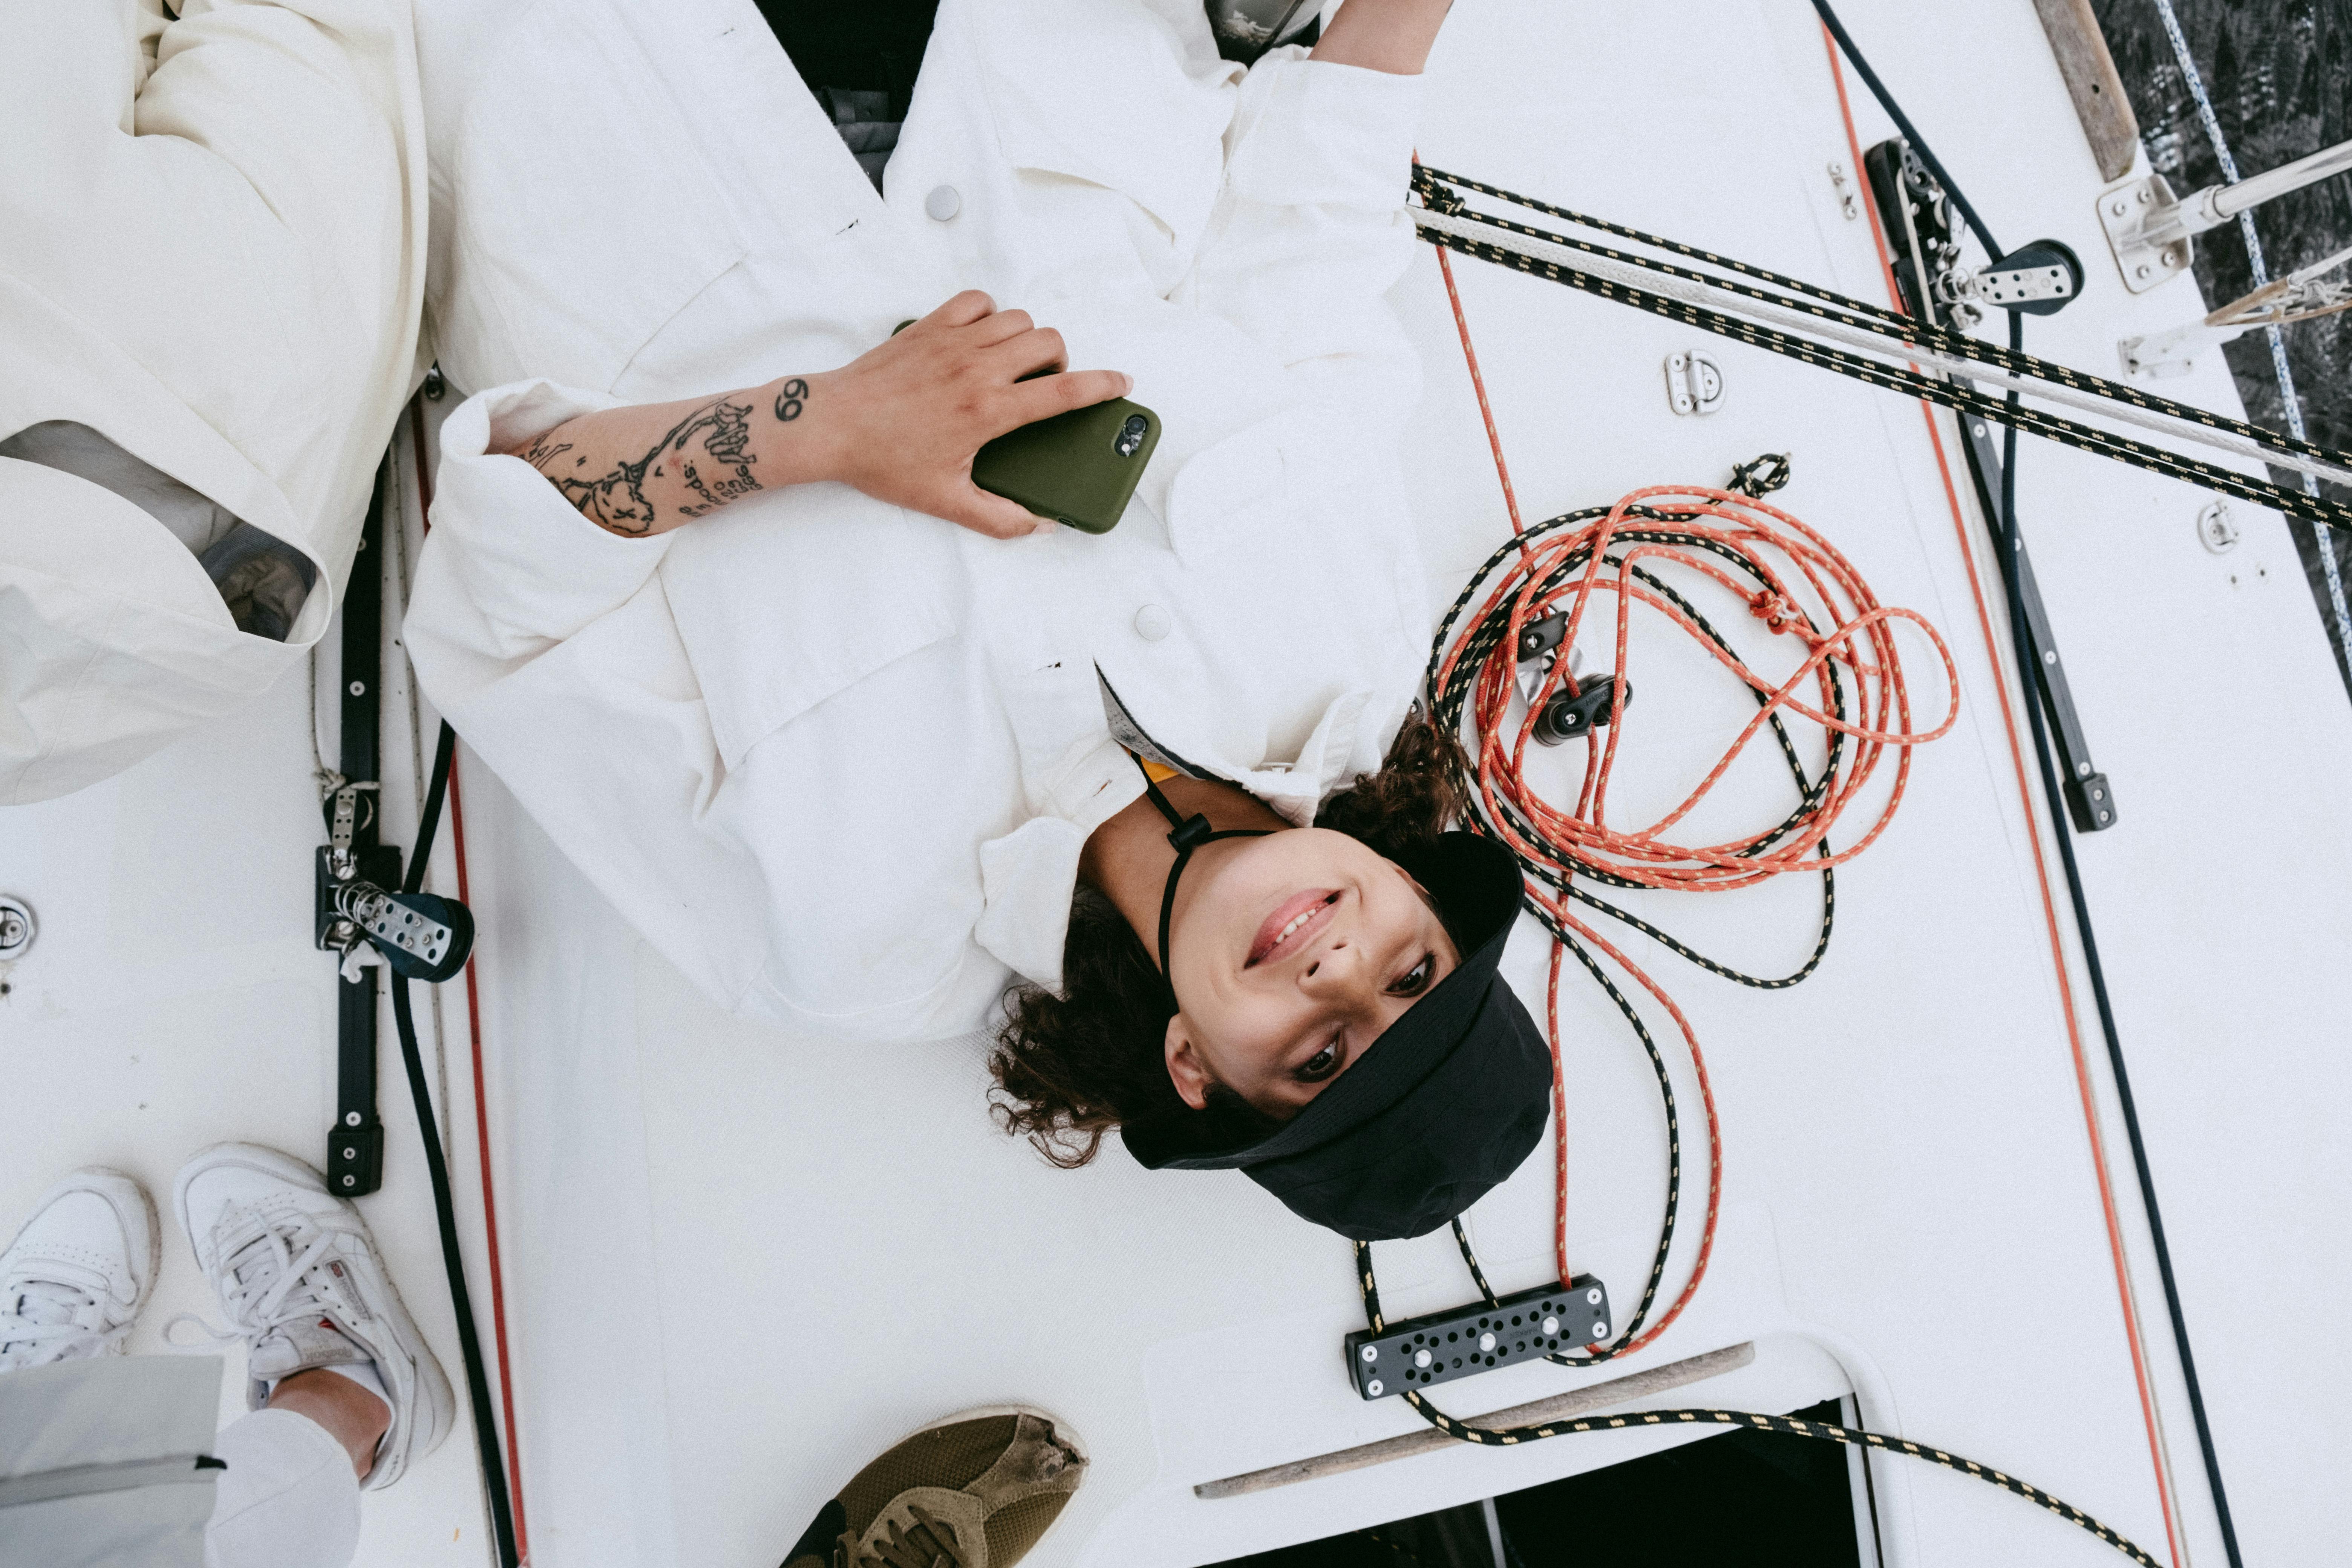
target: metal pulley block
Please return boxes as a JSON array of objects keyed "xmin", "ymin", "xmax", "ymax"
[
  {"xmin": 328, "ymin": 879, "xmax": 474, "ymax": 985},
  {"xmin": 1937, "ymin": 239, "xmax": 2084, "ymax": 317}
]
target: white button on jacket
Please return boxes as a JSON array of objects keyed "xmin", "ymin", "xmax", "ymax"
[{"xmin": 405, "ymin": 0, "xmax": 1433, "ymax": 1043}]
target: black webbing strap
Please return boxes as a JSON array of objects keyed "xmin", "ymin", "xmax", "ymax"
[{"xmin": 1132, "ymin": 755, "xmax": 1268, "ymax": 981}]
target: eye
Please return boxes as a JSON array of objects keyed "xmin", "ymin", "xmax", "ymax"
[
  {"xmin": 1294, "ymin": 1037, "xmax": 1344, "ymax": 1082},
  {"xmin": 1387, "ymin": 951, "xmax": 1438, "ymax": 998}
]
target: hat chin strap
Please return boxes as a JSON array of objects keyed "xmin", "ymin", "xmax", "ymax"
[{"xmin": 1134, "ymin": 756, "xmax": 1270, "ymax": 994}]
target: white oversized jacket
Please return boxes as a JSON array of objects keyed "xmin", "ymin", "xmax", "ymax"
[
  {"xmin": 0, "ymin": 0, "xmax": 426, "ymax": 804},
  {"xmin": 404, "ymin": 0, "xmax": 1435, "ymax": 1041}
]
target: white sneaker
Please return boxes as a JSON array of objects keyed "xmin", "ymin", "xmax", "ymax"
[
  {"xmin": 172, "ymin": 1143, "xmax": 454, "ymax": 1490},
  {"xmin": 0, "ymin": 1168, "xmax": 157, "ymax": 1372}
]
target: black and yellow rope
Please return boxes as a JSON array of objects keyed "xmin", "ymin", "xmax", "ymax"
[
  {"xmin": 1355, "ymin": 1241, "xmax": 2159, "ymax": 1565},
  {"xmin": 1410, "ymin": 166, "xmax": 2352, "ymax": 533},
  {"xmin": 1415, "ymin": 162, "xmax": 2343, "ymax": 476}
]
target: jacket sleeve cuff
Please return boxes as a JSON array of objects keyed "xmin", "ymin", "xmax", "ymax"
[
  {"xmin": 1225, "ymin": 50, "xmax": 1426, "ymax": 211},
  {"xmin": 429, "ymin": 379, "xmax": 676, "ymax": 642}
]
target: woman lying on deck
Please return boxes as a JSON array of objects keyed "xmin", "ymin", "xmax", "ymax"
[{"xmin": 405, "ymin": 0, "xmax": 1547, "ymax": 1240}]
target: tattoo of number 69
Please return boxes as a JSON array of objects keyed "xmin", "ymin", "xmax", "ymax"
[{"xmin": 775, "ymin": 378, "xmax": 809, "ymax": 423}]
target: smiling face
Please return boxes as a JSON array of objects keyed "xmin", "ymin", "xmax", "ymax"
[{"xmin": 1163, "ymin": 827, "xmax": 1461, "ymax": 1118}]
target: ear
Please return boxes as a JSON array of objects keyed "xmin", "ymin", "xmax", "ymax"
[{"xmin": 1164, "ymin": 1014, "xmax": 1215, "ymax": 1111}]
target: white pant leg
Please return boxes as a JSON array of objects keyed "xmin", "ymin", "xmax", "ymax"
[{"xmin": 201, "ymin": 1411, "xmax": 360, "ymax": 1568}]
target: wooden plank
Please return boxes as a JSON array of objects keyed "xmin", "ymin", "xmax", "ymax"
[
  {"xmin": 1192, "ymin": 1341, "xmax": 1758, "ymax": 1499},
  {"xmin": 2032, "ymin": 0, "xmax": 2141, "ymax": 182}
]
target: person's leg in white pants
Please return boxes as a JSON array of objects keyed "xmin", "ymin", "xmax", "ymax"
[
  {"xmin": 204, "ymin": 1408, "xmax": 362, "ymax": 1568},
  {"xmin": 2, "ymin": 1159, "xmax": 451, "ymax": 1567}
]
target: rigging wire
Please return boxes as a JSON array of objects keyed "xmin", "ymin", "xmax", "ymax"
[
  {"xmin": 395, "ymin": 726, "xmax": 518, "ymax": 1568},
  {"xmin": 1818, "ymin": 30, "xmax": 2193, "ymax": 1568},
  {"xmin": 1814, "ymin": 7, "xmax": 2243, "ymax": 1562},
  {"xmin": 1406, "ymin": 185, "xmax": 2352, "ymax": 519},
  {"xmin": 390, "ymin": 721, "xmax": 521, "ymax": 1568},
  {"xmin": 1405, "ymin": 165, "xmax": 2352, "ymax": 487},
  {"xmin": 404, "ymin": 393, "xmax": 531, "ymax": 1564}
]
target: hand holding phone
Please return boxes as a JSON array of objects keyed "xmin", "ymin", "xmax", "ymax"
[
  {"xmin": 884, "ymin": 304, "xmax": 1159, "ymax": 536},
  {"xmin": 818, "ymin": 292, "xmax": 1135, "ymax": 540}
]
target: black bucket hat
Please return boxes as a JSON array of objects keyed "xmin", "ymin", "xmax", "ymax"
[{"xmin": 1121, "ymin": 829, "xmax": 1552, "ymax": 1241}]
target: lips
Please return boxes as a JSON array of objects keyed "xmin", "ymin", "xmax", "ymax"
[{"xmin": 1247, "ymin": 888, "xmax": 1340, "ymax": 968}]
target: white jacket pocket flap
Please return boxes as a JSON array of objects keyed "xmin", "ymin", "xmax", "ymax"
[{"xmin": 661, "ymin": 492, "xmax": 963, "ymax": 770}]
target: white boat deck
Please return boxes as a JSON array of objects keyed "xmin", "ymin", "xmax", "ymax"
[{"xmin": 5, "ymin": 4, "xmax": 2348, "ymax": 1566}]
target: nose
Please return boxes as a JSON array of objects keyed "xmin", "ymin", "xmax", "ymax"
[{"xmin": 1300, "ymin": 939, "xmax": 1366, "ymax": 996}]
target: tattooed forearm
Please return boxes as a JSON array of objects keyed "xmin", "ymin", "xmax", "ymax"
[
  {"xmin": 529, "ymin": 398, "xmax": 764, "ymax": 535},
  {"xmin": 504, "ymin": 369, "xmax": 832, "ymax": 537}
]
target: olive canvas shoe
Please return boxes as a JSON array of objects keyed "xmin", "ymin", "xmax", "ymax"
[{"xmin": 781, "ymin": 1406, "xmax": 1087, "ymax": 1568}]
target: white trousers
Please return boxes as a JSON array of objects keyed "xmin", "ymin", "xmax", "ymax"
[{"xmin": 202, "ymin": 1411, "xmax": 359, "ymax": 1568}]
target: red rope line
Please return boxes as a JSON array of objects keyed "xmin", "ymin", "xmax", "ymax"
[
  {"xmin": 1432, "ymin": 192, "xmax": 1528, "ymax": 545},
  {"xmin": 1819, "ymin": 25, "xmax": 2185, "ymax": 1565},
  {"xmin": 1438, "ymin": 485, "xmax": 1958, "ymax": 890},
  {"xmin": 1427, "ymin": 158, "xmax": 1956, "ymax": 1364},
  {"xmin": 409, "ymin": 397, "xmax": 530, "ymax": 1563}
]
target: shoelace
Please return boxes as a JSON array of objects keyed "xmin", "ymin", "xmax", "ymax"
[
  {"xmin": 0, "ymin": 1277, "xmax": 118, "ymax": 1369},
  {"xmin": 855, "ymin": 1505, "xmax": 967, "ymax": 1568},
  {"xmin": 164, "ymin": 1207, "xmax": 360, "ymax": 1352}
]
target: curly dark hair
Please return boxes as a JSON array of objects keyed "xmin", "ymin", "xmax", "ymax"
[{"xmin": 986, "ymin": 713, "xmax": 1471, "ymax": 1168}]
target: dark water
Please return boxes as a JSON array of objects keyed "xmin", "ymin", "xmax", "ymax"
[{"xmin": 2093, "ymin": 0, "xmax": 2352, "ymax": 690}]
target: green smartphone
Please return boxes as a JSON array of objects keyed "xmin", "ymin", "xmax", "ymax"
[{"xmin": 971, "ymin": 397, "xmax": 1161, "ymax": 535}]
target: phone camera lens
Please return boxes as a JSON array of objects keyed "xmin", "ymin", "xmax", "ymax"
[{"xmin": 1116, "ymin": 414, "xmax": 1148, "ymax": 457}]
